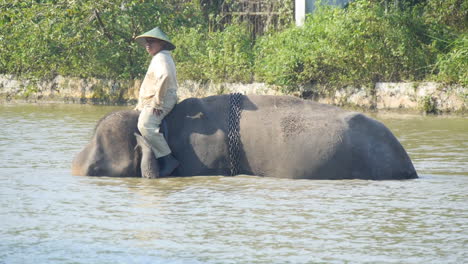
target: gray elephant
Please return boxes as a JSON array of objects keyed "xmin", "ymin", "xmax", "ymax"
[{"xmin": 72, "ymin": 94, "xmax": 417, "ymax": 180}]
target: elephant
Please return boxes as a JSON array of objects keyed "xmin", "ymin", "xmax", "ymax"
[{"xmin": 72, "ymin": 94, "xmax": 418, "ymax": 180}]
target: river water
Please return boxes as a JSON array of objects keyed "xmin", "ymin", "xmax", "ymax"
[{"xmin": 0, "ymin": 104, "xmax": 467, "ymax": 264}]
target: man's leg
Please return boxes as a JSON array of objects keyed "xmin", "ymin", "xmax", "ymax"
[{"xmin": 137, "ymin": 106, "xmax": 179, "ymax": 176}]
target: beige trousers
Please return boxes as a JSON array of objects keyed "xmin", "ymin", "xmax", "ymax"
[{"xmin": 137, "ymin": 106, "xmax": 171, "ymax": 158}]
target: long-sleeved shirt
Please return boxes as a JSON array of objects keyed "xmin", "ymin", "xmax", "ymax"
[{"xmin": 135, "ymin": 50, "xmax": 178, "ymax": 111}]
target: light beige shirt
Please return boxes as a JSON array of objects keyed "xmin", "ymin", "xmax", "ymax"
[{"xmin": 135, "ymin": 50, "xmax": 178, "ymax": 111}]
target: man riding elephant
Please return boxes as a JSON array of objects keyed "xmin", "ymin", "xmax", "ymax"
[
  {"xmin": 72, "ymin": 94, "xmax": 418, "ymax": 180},
  {"xmin": 134, "ymin": 27, "xmax": 179, "ymax": 177}
]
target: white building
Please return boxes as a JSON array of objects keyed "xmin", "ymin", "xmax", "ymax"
[{"xmin": 295, "ymin": 0, "xmax": 350, "ymax": 26}]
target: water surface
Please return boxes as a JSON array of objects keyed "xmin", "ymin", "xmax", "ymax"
[{"xmin": 1, "ymin": 104, "xmax": 467, "ymax": 263}]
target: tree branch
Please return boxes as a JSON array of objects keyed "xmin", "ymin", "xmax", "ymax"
[{"xmin": 93, "ymin": 8, "xmax": 113, "ymax": 42}]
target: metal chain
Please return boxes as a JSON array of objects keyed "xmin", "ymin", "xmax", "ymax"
[{"xmin": 228, "ymin": 93, "xmax": 243, "ymax": 176}]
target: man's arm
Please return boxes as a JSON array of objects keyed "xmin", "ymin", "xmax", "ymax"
[{"xmin": 150, "ymin": 73, "xmax": 170, "ymax": 115}]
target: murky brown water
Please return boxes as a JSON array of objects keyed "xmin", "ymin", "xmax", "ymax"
[{"xmin": 1, "ymin": 104, "xmax": 467, "ymax": 264}]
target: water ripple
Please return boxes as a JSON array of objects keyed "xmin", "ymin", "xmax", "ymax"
[{"xmin": 0, "ymin": 105, "xmax": 467, "ymax": 264}]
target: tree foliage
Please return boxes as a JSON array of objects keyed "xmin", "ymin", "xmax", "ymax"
[
  {"xmin": 0, "ymin": 0, "xmax": 466, "ymax": 88},
  {"xmin": 253, "ymin": 0, "xmax": 467, "ymax": 89},
  {"xmin": 173, "ymin": 23, "xmax": 254, "ymax": 83},
  {"xmin": 254, "ymin": 1, "xmax": 433, "ymax": 89},
  {"xmin": 0, "ymin": 0, "xmax": 203, "ymax": 79}
]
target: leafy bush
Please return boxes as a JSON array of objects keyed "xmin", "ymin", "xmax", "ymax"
[
  {"xmin": 420, "ymin": 95, "xmax": 438, "ymax": 114},
  {"xmin": 173, "ymin": 23, "xmax": 254, "ymax": 83},
  {"xmin": 0, "ymin": 0, "xmax": 466, "ymax": 91},
  {"xmin": 423, "ymin": 0, "xmax": 468, "ymax": 34},
  {"xmin": 254, "ymin": 0, "xmax": 433, "ymax": 92},
  {"xmin": 433, "ymin": 34, "xmax": 468, "ymax": 86},
  {"xmin": 0, "ymin": 0, "xmax": 204, "ymax": 80}
]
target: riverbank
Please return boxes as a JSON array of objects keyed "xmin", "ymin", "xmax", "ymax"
[{"xmin": 0, "ymin": 74, "xmax": 466, "ymax": 114}]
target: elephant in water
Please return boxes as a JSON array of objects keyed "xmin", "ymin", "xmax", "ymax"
[{"xmin": 72, "ymin": 95, "xmax": 417, "ymax": 180}]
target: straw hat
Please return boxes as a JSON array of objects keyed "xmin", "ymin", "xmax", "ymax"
[{"xmin": 135, "ymin": 27, "xmax": 176, "ymax": 51}]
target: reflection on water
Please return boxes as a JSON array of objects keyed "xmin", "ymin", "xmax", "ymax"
[{"xmin": 0, "ymin": 104, "xmax": 467, "ymax": 264}]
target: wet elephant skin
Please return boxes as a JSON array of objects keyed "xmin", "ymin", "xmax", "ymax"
[{"xmin": 72, "ymin": 95, "xmax": 417, "ymax": 180}]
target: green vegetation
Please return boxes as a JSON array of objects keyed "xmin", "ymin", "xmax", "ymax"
[
  {"xmin": 0, "ymin": 0, "xmax": 466, "ymax": 93},
  {"xmin": 433, "ymin": 34, "xmax": 468, "ymax": 85},
  {"xmin": 420, "ymin": 95, "xmax": 438, "ymax": 114},
  {"xmin": 173, "ymin": 23, "xmax": 254, "ymax": 83},
  {"xmin": 0, "ymin": 0, "xmax": 203, "ymax": 79},
  {"xmin": 256, "ymin": 1, "xmax": 433, "ymax": 88},
  {"xmin": 254, "ymin": 0, "xmax": 467, "ymax": 92}
]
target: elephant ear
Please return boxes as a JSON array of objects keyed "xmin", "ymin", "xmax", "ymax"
[{"xmin": 134, "ymin": 133, "xmax": 160, "ymax": 178}]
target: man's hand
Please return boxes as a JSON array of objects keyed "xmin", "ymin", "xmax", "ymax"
[{"xmin": 153, "ymin": 108, "xmax": 163, "ymax": 116}]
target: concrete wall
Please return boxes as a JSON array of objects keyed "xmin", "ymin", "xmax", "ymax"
[
  {"xmin": 0, "ymin": 74, "xmax": 466, "ymax": 114},
  {"xmin": 310, "ymin": 82, "xmax": 467, "ymax": 114},
  {"xmin": 0, "ymin": 75, "xmax": 283, "ymax": 104}
]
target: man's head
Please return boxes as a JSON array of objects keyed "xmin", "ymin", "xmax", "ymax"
[
  {"xmin": 135, "ymin": 27, "xmax": 176, "ymax": 56},
  {"xmin": 144, "ymin": 38, "xmax": 165, "ymax": 56}
]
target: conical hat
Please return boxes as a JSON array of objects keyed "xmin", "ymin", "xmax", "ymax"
[{"xmin": 135, "ymin": 27, "xmax": 176, "ymax": 50}]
